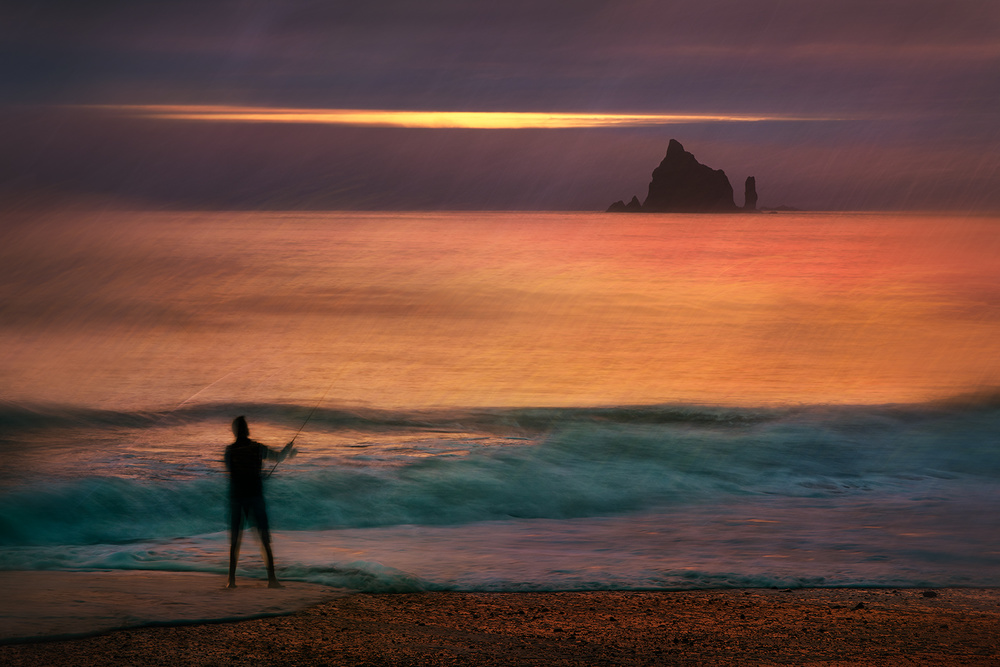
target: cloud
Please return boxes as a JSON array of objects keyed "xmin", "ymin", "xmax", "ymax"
[{"xmin": 2, "ymin": 0, "xmax": 996, "ymax": 115}]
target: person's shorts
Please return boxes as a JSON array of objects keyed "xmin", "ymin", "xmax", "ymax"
[{"xmin": 230, "ymin": 495, "xmax": 271, "ymax": 543}]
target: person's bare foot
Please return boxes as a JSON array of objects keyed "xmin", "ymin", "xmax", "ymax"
[
  {"xmin": 268, "ymin": 579, "xmax": 283, "ymax": 589},
  {"xmin": 226, "ymin": 580, "xmax": 237, "ymax": 589}
]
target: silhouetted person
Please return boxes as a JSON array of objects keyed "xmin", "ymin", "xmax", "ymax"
[{"xmin": 225, "ymin": 415, "xmax": 295, "ymax": 588}]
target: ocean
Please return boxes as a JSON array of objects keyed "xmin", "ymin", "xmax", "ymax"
[{"xmin": 1, "ymin": 209, "xmax": 999, "ymax": 592}]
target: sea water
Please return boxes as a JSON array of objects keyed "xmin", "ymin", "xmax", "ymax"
[{"xmin": 1, "ymin": 209, "xmax": 999, "ymax": 592}]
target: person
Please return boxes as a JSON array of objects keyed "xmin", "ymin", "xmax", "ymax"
[{"xmin": 224, "ymin": 415, "xmax": 296, "ymax": 588}]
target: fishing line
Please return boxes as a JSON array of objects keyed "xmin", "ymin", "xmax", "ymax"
[
  {"xmin": 265, "ymin": 374, "xmax": 339, "ymax": 478},
  {"xmin": 171, "ymin": 360, "xmax": 260, "ymax": 414}
]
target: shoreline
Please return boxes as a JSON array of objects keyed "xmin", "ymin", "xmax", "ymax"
[{"xmin": 1, "ymin": 574, "xmax": 998, "ymax": 665}]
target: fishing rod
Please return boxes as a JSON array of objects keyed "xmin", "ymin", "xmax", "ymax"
[{"xmin": 265, "ymin": 376, "xmax": 338, "ymax": 478}]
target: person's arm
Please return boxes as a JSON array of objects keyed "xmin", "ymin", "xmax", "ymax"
[{"xmin": 263, "ymin": 441, "xmax": 297, "ymax": 463}]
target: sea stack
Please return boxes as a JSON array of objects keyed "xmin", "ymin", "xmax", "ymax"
[
  {"xmin": 607, "ymin": 139, "xmax": 745, "ymax": 212},
  {"xmin": 642, "ymin": 139, "xmax": 737, "ymax": 212},
  {"xmin": 605, "ymin": 195, "xmax": 643, "ymax": 212},
  {"xmin": 744, "ymin": 176, "xmax": 758, "ymax": 211}
]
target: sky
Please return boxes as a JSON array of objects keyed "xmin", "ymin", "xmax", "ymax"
[{"xmin": 1, "ymin": 0, "xmax": 998, "ymax": 210}]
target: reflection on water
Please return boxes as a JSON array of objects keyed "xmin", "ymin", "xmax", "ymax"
[{"xmin": 1, "ymin": 209, "xmax": 998, "ymax": 410}]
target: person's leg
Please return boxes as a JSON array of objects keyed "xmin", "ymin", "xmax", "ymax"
[
  {"xmin": 227, "ymin": 501, "xmax": 245, "ymax": 588},
  {"xmin": 262, "ymin": 541, "xmax": 281, "ymax": 588},
  {"xmin": 250, "ymin": 496, "xmax": 282, "ymax": 588}
]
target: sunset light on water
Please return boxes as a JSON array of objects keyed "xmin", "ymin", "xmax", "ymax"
[
  {"xmin": 3, "ymin": 210, "xmax": 996, "ymax": 410},
  {"xmin": 4, "ymin": 206, "xmax": 1000, "ymax": 604}
]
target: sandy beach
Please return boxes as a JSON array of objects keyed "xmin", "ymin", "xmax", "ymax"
[{"xmin": 1, "ymin": 572, "xmax": 997, "ymax": 665}]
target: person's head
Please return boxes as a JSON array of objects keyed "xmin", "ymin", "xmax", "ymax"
[{"xmin": 232, "ymin": 415, "xmax": 250, "ymax": 440}]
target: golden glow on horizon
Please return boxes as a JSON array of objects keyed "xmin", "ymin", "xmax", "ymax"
[{"xmin": 90, "ymin": 104, "xmax": 843, "ymax": 128}]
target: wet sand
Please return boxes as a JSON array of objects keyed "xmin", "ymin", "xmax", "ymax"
[
  {"xmin": 0, "ymin": 571, "xmax": 347, "ymax": 643},
  {"xmin": 1, "ymin": 575, "xmax": 998, "ymax": 665}
]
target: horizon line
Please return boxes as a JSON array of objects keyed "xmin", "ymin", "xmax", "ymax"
[{"xmin": 82, "ymin": 104, "xmax": 851, "ymax": 129}]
